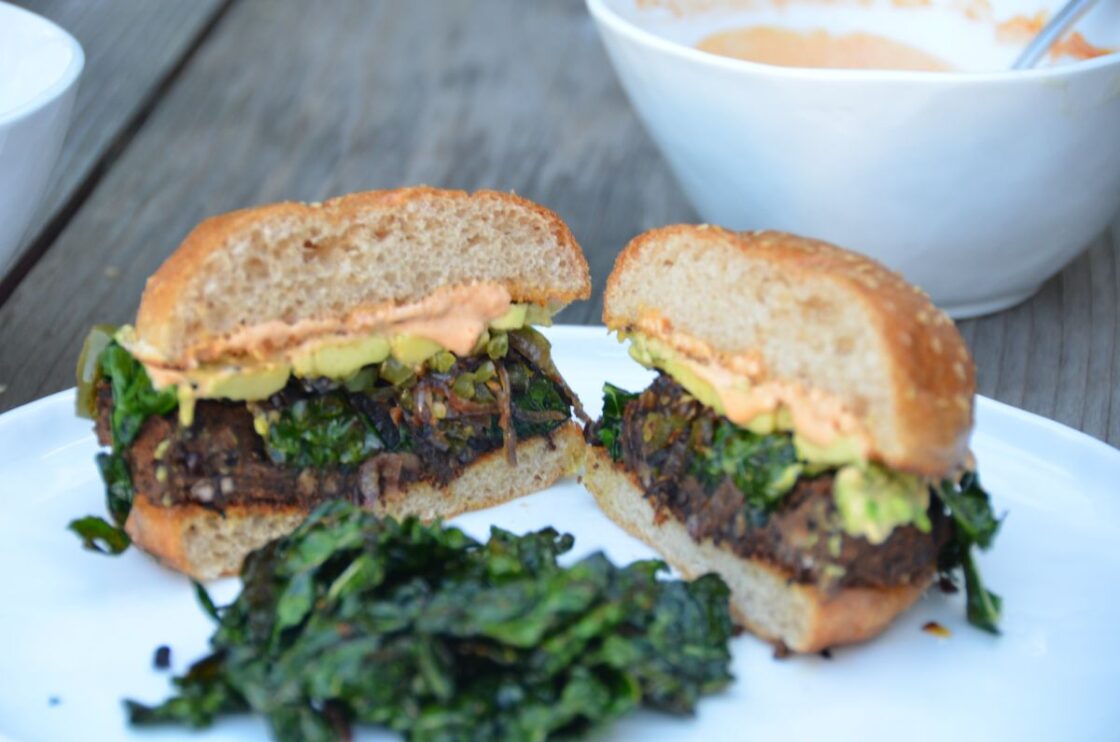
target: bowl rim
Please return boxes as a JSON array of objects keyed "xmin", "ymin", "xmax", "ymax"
[
  {"xmin": 0, "ymin": 1, "xmax": 85, "ymax": 127},
  {"xmin": 586, "ymin": 0, "xmax": 1120, "ymax": 83}
]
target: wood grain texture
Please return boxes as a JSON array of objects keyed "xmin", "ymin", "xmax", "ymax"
[
  {"xmin": 0, "ymin": 0, "xmax": 690, "ymax": 406},
  {"xmin": 1, "ymin": 0, "xmax": 227, "ymax": 285},
  {"xmin": 958, "ymin": 218, "xmax": 1120, "ymax": 445},
  {"xmin": 0, "ymin": 0, "xmax": 1116, "ymax": 450}
]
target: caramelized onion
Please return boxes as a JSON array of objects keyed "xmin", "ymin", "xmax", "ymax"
[
  {"xmin": 496, "ymin": 363, "xmax": 517, "ymax": 465},
  {"xmin": 508, "ymin": 330, "xmax": 590, "ymax": 424}
]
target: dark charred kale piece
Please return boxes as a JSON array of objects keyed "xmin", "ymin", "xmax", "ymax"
[
  {"xmin": 508, "ymin": 367, "xmax": 571, "ymax": 438},
  {"xmin": 689, "ymin": 420, "xmax": 800, "ymax": 512},
  {"xmin": 936, "ymin": 472, "xmax": 1003, "ymax": 633},
  {"xmin": 127, "ymin": 502, "xmax": 734, "ymax": 741},
  {"xmin": 71, "ymin": 336, "xmax": 177, "ymax": 554},
  {"xmin": 263, "ymin": 395, "xmax": 384, "ymax": 469},
  {"xmin": 596, "ymin": 380, "xmax": 798, "ymax": 512},
  {"xmin": 96, "ymin": 450, "xmax": 135, "ymax": 526},
  {"xmin": 594, "ymin": 382, "xmax": 639, "ymax": 461}
]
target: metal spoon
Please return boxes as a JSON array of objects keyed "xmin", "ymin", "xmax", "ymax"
[{"xmin": 1012, "ymin": 0, "xmax": 1102, "ymax": 69}]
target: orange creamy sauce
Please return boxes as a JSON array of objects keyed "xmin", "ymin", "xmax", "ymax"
[
  {"xmin": 997, "ymin": 13, "xmax": 1113, "ymax": 61},
  {"xmin": 139, "ymin": 283, "xmax": 514, "ymax": 386},
  {"xmin": 631, "ymin": 318, "xmax": 870, "ymax": 451},
  {"xmin": 676, "ymin": 349, "xmax": 871, "ymax": 451},
  {"xmin": 697, "ymin": 26, "xmax": 953, "ymax": 71}
]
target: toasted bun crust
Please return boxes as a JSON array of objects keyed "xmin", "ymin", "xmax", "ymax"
[
  {"xmin": 603, "ymin": 226, "xmax": 975, "ymax": 477},
  {"xmin": 134, "ymin": 187, "xmax": 590, "ymax": 367},
  {"xmin": 125, "ymin": 423, "xmax": 584, "ymax": 580},
  {"xmin": 582, "ymin": 446, "xmax": 930, "ymax": 653}
]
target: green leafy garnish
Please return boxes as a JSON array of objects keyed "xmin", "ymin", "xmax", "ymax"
[
  {"xmin": 96, "ymin": 451, "xmax": 135, "ymax": 526},
  {"xmin": 596, "ymin": 383, "xmax": 638, "ymax": 461},
  {"xmin": 597, "ymin": 382, "xmax": 799, "ymax": 512},
  {"xmin": 127, "ymin": 502, "xmax": 734, "ymax": 740},
  {"xmin": 509, "ymin": 370, "xmax": 572, "ymax": 438},
  {"xmin": 68, "ymin": 515, "xmax": 131, "ymax": 554},
  {"xmin": 99, "ymin": 342, "xmax": 178, "ymax": 448},
  {"xmin": 194, "ymin": 581, "xmax": 221, "ymax": 622},
  {"xmin": 263, "ymin": 396, "xmax": 383, "ymax": 469},
  {"xmin": 937, "ymin": 472, "xmax": 1003, "ymax": 633},
  {"xmin": 691, "ymin": 421, "xmax": 801, "ymax": 511},
  {"xmin": 961, "ymin": 550, "xmax": 1003, "ymax": 633},
  {"xmin": 72, "ymin": 335, "xmax": 177, "ymax": 555}
]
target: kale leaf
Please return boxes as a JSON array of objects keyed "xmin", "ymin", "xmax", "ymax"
[
  {"xmin": 69, "ymin": 451, "xmax": 135, "ymax": 554},
  {"xmin": 72, "ymin": 337, "xmax": 177, "ymax": 555},
  {"xmin": 68, "ymin": 515, "xmax": 131, "ymax": 554},
  {"xmin": 96, "ymin": 451, "xmax": 135, "ymax": 526},
  {"xmin": 690, "ymin": 421, "xmax": 801, "ymax": 511},
  {"xmin": 937, "ymin": 472, "xmax": 1003, "ymax": 633},
  {"xmin": 594, "ymin": 380, "xmax": 799, "ymax": 513},
  {"xmin": 596, "ymin": 383, "xmax": 638, "ymax": 461},
  {"xmin": 510, "ymin": 370, "xmax": 571, "ymax": 439},
  {"xmin": 127, "ymin": 502, "xmax": 734, "ymax": 740},
  {"xmin": 263, "ymin": 395, "xmax": 384, "ymax": 469},
  {"xmin": 99, "ymin": 342, "xmax": 178, "ymax": 449}
]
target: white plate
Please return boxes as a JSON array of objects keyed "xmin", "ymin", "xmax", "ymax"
[{"xmin": 2, "ymin": 325, "xmax": 1119, "ymax": 741}]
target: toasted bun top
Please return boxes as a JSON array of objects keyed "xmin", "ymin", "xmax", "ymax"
[
  {"xmin": 603, "ymin": 226, "xmax": 975, "ymax": 477},
  {"xmin": 133, "ymin": 187, "xmax": 590, "ymax": 367}
]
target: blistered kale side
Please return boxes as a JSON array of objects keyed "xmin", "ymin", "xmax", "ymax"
[{"xmin": 127, "ymin": 502, "xmax": 734, "ymax": 741}]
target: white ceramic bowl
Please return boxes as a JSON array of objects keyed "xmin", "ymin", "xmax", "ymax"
[
  {"xmin": 587, "ymin": 0, "xmax": 1120, "ymax": 317},
  {"xmin": 0, "ymin": 2, "xmax": 83, "ymax": 277}
]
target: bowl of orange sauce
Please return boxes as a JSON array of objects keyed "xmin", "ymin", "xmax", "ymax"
[{"xmin": 586, "ymin": 0, "xmax": 1120, "ymax": 316}]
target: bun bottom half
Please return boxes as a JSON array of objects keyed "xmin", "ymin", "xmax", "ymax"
[
  {"xmin": 581, "ymin": 445, "xmax": 932, "ymax": 653},
  {"xmin": 125, "ymin": 422, "xmax": 584, "ymax": 580}
]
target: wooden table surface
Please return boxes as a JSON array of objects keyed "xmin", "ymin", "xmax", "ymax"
[{"xmin": 2, "ymin": 0, "xmax": 1117, "ymax": 447}]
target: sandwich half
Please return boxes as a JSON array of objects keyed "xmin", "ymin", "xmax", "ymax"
[
  {"xmin": 583, "ymin": 226, "xmax": 1002, "ymax": 653},
  {"xmin": 76, "ymin": 187, "xmax": 590, "ymax": 579}
]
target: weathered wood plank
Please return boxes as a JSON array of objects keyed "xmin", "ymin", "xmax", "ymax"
[
  {"xmin": 958, "ymin": 222, "xmax": 1119, "ymax": 444},
  {"xmin": 0, "ymin": 0, "xmax": 228, "ymax": 285},
  {"xmin": 0, "ymin": 0, "xmax": 690, "ymax": 408},
  {"xmin": 0, "ymin": 0, "xmax": 1115, "ymax": 449}
]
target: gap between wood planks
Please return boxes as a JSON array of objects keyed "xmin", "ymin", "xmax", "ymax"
[{"xmin": 0, "ymin": 0, "xmax": 240, "ymax": 310}]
